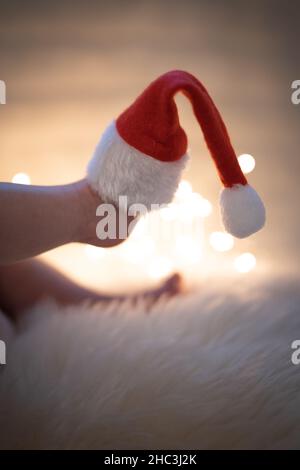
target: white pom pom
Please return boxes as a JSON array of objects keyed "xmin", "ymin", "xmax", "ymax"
[{"xmin": 220, "ymin": 184, "xmax": 266, "ymax": 238}]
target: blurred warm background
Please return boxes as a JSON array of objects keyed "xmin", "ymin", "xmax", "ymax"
[{"xmin": 1, "ymin": 0, "xmax": 299, "ymax": 293}]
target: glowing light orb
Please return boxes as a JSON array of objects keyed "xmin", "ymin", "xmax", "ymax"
[
  {"xmin": 129, "ymin": 216, "xmax": 148, "ymax": 240},
  {"xmin": 138, "ymin": 237, "xmax": 156, "ymax": 255},
  {"xmin": 174, "ymin": 235, "xmax": 202, "ymax": 265},
  {"xmin": 12, "ymin": 172, "xmax": 31, "ymax": 185},
  {"xmin": 119, "ymin": 241, "xmax": 140, "ymax": 264},
  {"xmin": 209, "ymin": 231, "xmax": 234, "ymax": 252},
  {"xmin": 120, "ymin": 237, "xmax": 156, "ymax": 264},
  {"xmin": 147, "ymin": 257, "xmax": 174, "ymax": 280},
  {"xmin": 84, "ymin": 244, "xmax": 106, "ymax": 261},
  {"xmin": 160, "ymin": 204, "xmax": 177, "ymax": 222},
  {"xmin": 234, "ymin": 252, "xmax": 256, "ymax": 273},
  {"xmin": 238, "ymin": 154, "xmax": 256, "ymax": 174},
  {"xmin": 175, "ymin": 180, "xmax": 193, "ymax": 201},
  {"xmin": 190, "ymin": 193, "xmax": 212, "ymax": 217}
]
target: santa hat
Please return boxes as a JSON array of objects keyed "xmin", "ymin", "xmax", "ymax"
[{"xmin": 87, "ymin": 70, "xmax": 265, "ymax": 238}]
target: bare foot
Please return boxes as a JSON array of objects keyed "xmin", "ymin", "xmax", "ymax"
[
  {"xmin": 75, "ymin": 179, "xmax": 136, "ymax": 249},
  {"xmin": 0, "ymin": 258, "xmax": 182, "ymax": 320}
]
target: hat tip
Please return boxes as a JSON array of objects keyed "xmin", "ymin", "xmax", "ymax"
[{"xmin": 220, "ymin": 184, "xmax": 266, "ymax": 238}]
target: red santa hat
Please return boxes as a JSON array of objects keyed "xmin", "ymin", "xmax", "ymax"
[{"xmin": 87, "ymin": 70, "xmax": 265, "ymax": 238}]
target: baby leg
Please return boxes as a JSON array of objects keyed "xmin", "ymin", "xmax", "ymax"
[{"xmin": 0, "ymin": 259, "xmax": 181, "ymax": 320}]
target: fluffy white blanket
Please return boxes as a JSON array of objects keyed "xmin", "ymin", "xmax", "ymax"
[{"xmin": 0, "ymin": 275, "xmax": 300, "ymax": 449}]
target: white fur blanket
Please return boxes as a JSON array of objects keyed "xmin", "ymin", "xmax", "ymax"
[{"xmin": 0, "ymin": 275, "xmax": 300, "ymax": 449}]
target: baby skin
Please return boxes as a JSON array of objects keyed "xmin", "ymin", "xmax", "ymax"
[{"xmin": 0, "ymin": 179, "xmax": 181, "ymax": 320}]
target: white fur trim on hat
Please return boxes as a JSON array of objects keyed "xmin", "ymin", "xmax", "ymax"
[
  {"xmin": 87, "ymin": 121, "xmax": 189, "ymax": 210},
  {"xmin": 220, "ymin": 184, "xmax": 266, "ymax": 238}
]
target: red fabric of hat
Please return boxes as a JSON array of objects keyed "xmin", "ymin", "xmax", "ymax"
[{"xmin": 117, "ymin": 70, "xmax": 247, "ymax": 188}]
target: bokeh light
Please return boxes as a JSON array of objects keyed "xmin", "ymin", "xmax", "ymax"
[
  {"xmin": 174, "ymin": 235, "xmax": 202, "ymax": 265},
  {"xmin": 160, "ymin": 204, "xmax": 178, "ymax": 222},
  {"xmin": 147, "ymin": 257, "xmax": 174, "ymax": 280},
  {"xmin": 209, "ymin": 231, "xmax": 234, "ymax": 252},
  {"xmin": 190, "ymin": 193, "xmax": 213, "ymax": 218},
  {"xmin": 12, "ymin": 173, "xmax": 31, "ymax": 185},
  {"xmin": 234, "ymin": 252, "xmax": 257, "ymax": 273},
  {"xmin": 238, "ymin": 154, "xmax": 256, "ymax": 174},
  {"xmin": 120, "ymin": 237, "xmax": 155, "ymax": 264},
  {"xmin": 174, "ymin": 180, "xmax": 193, "ymax": 201}
]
